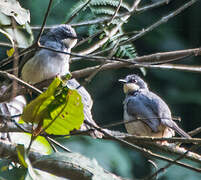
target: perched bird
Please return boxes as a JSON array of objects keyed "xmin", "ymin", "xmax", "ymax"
[
  {"xmin": 1, "ymin": 24, "xmax": 102, "ymax": 138},
  {"xmin": 119, "ymin": 74, "xmax": 190, "ymax": 138},
  {"xmin": 21, "ymin": 24, "xmax": 77, "ymax": 83}
]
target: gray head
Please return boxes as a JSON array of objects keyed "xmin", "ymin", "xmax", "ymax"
[
  {"xmin": 119, "ymin": 74, "xmax": 148, "ymax": 94},
  {"xmin": 40, "ymin": 24, "xmax": 77, "ymax": 49}
]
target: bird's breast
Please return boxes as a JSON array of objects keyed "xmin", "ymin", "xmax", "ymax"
[{"xmin": 21, "ymin": 50, "xmax": 70, "ymax": 84}]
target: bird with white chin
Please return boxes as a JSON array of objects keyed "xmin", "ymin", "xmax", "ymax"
[
  {"xmin": 119, "ymin": 74, "xmax": 191, "ymax": 139},
  {"xmin": 21, "ymin": 24, "xmax": 77, "ymax": 84},
  {"xmin": 1, "ymin": 24, "xmax": 102, "ymax": 138}
]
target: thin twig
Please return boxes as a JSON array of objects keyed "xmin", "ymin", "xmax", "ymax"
[
  {"xmin": 36, "ymin": 0, "xmax": 53, "ymax": 43},
  {"xmin": 108, "ymin": 0, "xmax": 122, "ymax": 25},
  {"xmin": 137, "ymin": 0, "xmax": 172, "ymax": 13},
  {"xmin": 121, "ymin": 0, "xmax": 198, "ymax": 45},
  {"xmin": 84, "ymin": 120, "xmax": 201, "ymax": 173},
  {"xmin": 27, "ymin": 0, "xmax": 173, "ymax": 30},
  {"xmin": 71, "ymin": 47, "xmax": 201, "ymax": 78},
  {"xmin": 90, "ymin": 0, "xmax": 197, "ymax": 56},
  {"xmin": 0, "ymin": 42, "xmax": 13, "ymax": 47},
  {"xmin": 74, "ymin": 30, "xmax": 102, "ymax": 47},
  {"xmin": 0, "ymin": 46, "xmax": 36, "ymax": 69},
  {"xmin": 76, "ymin": 0, "xmax": 140, "ymax": 55},
  {"xmin": 46, "ymin": 137, "xmax": 71, "ymax": 153},
  {"xmin": 10, "ymin": 18, "xmax": 19, "ymax": 99},
  {"xmin": 0, "ymin": 70, "xmax": 42, "ymax": 94},
  {"xmin": 145, "ymin": 144, "xmax": 201, "ymax": 180}
]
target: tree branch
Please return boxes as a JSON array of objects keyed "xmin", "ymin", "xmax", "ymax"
[{"xmin": 0, "ymin": 139, "xmax": 124, "ymax": 180}]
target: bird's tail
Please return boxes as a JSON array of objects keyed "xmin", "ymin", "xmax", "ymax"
[{"xmin": 171, "ymin": 122, "xmax": 191, "ymax": 138}]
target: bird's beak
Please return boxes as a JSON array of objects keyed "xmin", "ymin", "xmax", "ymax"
[{"xmin": 118, "ymin": 79, "xmax": 127, "ymax": 84}]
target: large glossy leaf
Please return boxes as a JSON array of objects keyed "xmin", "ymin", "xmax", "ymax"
[
  {"xmin": 21, "ymin": 78, "xmax": 84, "ymax": 135},
  {"xmin": 38, "ymin": 152, "xmax": 121, "ymax": 180}
]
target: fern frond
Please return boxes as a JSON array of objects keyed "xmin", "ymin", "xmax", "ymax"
[
  {"xmin": 90, "ymin": 7, "xmax": 115, "ymax": 16},
  {"xmin": 90, "ymin": 0, "xmax": 130, "ymax": 11},
  {"xmin": 116, "ymin": 44, "xmax": 137, "ymax": 58}
]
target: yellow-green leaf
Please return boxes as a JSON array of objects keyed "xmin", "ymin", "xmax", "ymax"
[
  {"xmin": 21, "ymin": 78, "xmax": 61, "ymax": 124},
  {"xmin": 21, "ymin": 77, "xmax": 84, "ymax": 135},
  {"xmin": 16, "ymin": 144, "xmax": 37, "ymax": 179},
  {"xmin": 44, "ymin": 89, "xmax": 84, "ymax": 135},
  {"xmin": 6, "ymin": 48, "xmax": 15, "ymax": 57},
  {"xmin": 16, "ymin": 144, "xmax": 28, "ymax": 168}
]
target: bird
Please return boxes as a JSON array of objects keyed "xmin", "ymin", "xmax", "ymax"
[
  {"xmin": 119, "ymin": 74, "xmax": 191, "ymax": 138},
  {"xmin": 21, "ymin": 24, "xmax": 77, "ymax": 83},
  {"xmin": 1, "ymin": 24, "xmax": 102, "ymax": 138}
]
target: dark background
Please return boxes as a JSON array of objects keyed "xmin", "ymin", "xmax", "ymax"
[{"xmin": 1, "ymin": 0, "xmax": 201, "ymax": 179}]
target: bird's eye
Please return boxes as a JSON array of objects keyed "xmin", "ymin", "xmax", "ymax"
[{"xmin": 131, "ymin": 78, "xmax": 137, "ymax": 83}]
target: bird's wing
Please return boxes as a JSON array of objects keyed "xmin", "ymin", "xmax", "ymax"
[
  {"xmin": 138, "ymin": 91, "xmax": 190, "ymax": 138},
  {"xmin": 126, "ymin": 92, "xmax": 162, "ymax": 132}
]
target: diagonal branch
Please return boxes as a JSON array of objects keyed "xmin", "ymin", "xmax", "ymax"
[
  {"xmin": 36, "ymin": 0, "xmax": 53, "ymax": 43},
  {"xmin": 120, "ymin": 0, "xmax": 198, "ymax": 46},
  {"xmin": 84, "ymin": 120, "xmax": 201, "ymax": 173}
]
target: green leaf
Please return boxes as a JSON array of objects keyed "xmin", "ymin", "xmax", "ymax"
[
  {"xmin": 9, "ymin": 133, "xmax": 53, "ymax": 154},
  {"xmin": 16, "ymin": 145, "xmax": 37, "ymax": 180},
  {"xmin": 21, "ymin": 78, "xmax": 62, "ymax": 124},
  {"xmin": 44, "ymin": 89, "xmax": 84, "ymax": 135},
  {"xmin": 16, "ymin": 144, "xmax": 28, "ymax": 168},
  {"xmin": 6, "ymin": 47, "xmax": 15, "ymax": 57},
  {"xmin": 21, "ymin": 78, "xmax": 84, "ymax": 135},
  {"xmin": 0, "ymin": 0, "xmax": 30, "ymax": 25},
  {"xmin": 38, "ymin": 152, "xmax": 121, "ymax": 180},
  {"xmin": 2, "ymin": 24, "xmax": 34, "ymax": 48},
  {"xmin": 0, "ymin": 2, "xmax": 33, "ymax": 48}
]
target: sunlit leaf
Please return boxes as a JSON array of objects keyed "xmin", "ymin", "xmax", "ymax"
[
  {"xmin": 6, "ymin": 48, "xmax": 15, "ymax": 57},
  {"xmin": 44, "ymin": 89, "xmax": 84, "ymax": 135},
  {"xmin": 9, "ymin": 133, "xmax": 53, "ymax": 154},
  {"xmin": 3, "ymin": 24, "xmax": 34, "ymax": 48},
  {"xmin": 0, "ymin": 5, "xmax": 33, "ymax": 48},
  {"xmin": 0, "ymin": 12, "xmax": 11, "ymax": 25},
  {"xmin": 21, "ymin": 77, "xmax": 84, "ymax": 135},
  {"xmin": 21, "ymin": 78, "xmax": 61, "ymax": 124},
  {"xmin": 0, "ymin": 0, "xmax": 30, "ymax": 25}
]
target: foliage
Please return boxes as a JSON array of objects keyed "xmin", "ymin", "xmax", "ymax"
[
  {"xmin": 0, "ymin": 0, "xmax": 33, "ymax": 48},
  {"xmin": 67, "ymin": 0, "xmax": 136, "ymax": 59},
  {"xmin": 21, "ymin": 77, "xmax": 84, "ymax": 135},
  {"xmin": 0, "ymin": 0, "xmax": 201, "ymax": 179}
]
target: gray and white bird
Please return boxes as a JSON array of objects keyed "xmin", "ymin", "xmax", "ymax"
[
  {"xmin": 1, "ymin": 24, "xmax": 102, "ymax": 138},
  {"xmin": 21, "ymin": 24, "xmax": 77, "ymax": 83},
  {"xmin": 119, "ymin": 74, "xmax": 190, "ymax": 138}
]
